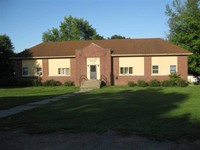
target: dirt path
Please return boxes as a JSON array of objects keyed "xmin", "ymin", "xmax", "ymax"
[{"xmin": 0, "ymin": 130, "xmax": 200, "ymax": 150}]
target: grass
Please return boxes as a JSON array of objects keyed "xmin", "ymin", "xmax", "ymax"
[
  {"xmin": 0, "ymin": 85, "xmax": 200, "ymax": 140},
  {"xmin": 0, "ymin": 86, "xmax": 79, "ymax": 110}
]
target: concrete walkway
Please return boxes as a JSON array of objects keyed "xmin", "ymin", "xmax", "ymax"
[{"xmin": 0, "ymin": 93, "xmax": 77, "ymax": 119}]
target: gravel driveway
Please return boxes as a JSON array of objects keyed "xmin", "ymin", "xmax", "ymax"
[{"xmin": 0, "ymin": 130, "xmax": 200, "ymax": 150}]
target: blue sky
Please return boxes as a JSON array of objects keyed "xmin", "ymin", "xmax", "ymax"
[{"xmin": 0, "ymin": 0, "xmax": 173, "ymax": 53}]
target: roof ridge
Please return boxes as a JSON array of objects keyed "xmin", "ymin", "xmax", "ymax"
[{"xmin": 42, "ymin": 38, "xmax": 163, "ymax": 44}]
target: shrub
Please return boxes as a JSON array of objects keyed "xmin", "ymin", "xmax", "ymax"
[
  {"xmin": 148, "ymin": 79, "xmax": 160, "ymax": 87},
  {"xmin": 137, "ymin": 80, "xmax": 147, "ymax": 87},
  {"xmin": 43, "ymin": 79, "xmax": 62, "ymax": 86},
  {"xmin": 64, "ymin": 80, "xmax": 74, "ymax": 86},
  {"xmin": 161, "ymin": 80, "xmax": 176, "ymax": 87},
  {"xmin": 169, "ymin": 72, "xmax": 181, "ymax": 85},
  {"xmin": 177, "ymin": 79, "xmax": 188, "ymax": 87},
  {"xmin": 169, "ymin": 72, "xmax": 181, "ymax": 80},
  {"xmin": 128, "ymin": 81, "xmax": 136, "ymax": 87},
  {"xmin": 32, "ymin": 78, "xmax": 42, "ymax": 86},
  {"xmin": 17, "ymin": 79, "xmax": 33, "ymax": 87}
]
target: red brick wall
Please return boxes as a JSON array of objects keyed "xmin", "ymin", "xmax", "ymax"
[
  {"xmin": 178, "ymin": 56, "xmax": 188, "ymax": 80},
  {"xmin": 75, "ymin": 50, "xmax": 87, "ymax": 86}
]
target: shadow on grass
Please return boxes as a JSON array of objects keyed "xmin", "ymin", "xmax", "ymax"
[{"xmin": 1, "ymin": 88, "xmax": 200, "ymax": 140}]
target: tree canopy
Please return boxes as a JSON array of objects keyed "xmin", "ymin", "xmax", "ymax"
[
  {"xmin": 0, "ymin": 34, "xmax": 15, "ymax": 77},
  {"xmin": 42, "ymin": 16, "xmax": 103, "ymax": 42},
  {"xmin": 110, "ymin": 34, "xmax": 126, "ymax": 39},
  {"xmin": 166, "ymin": 0, "xmax": 200, "ymax": 75}
]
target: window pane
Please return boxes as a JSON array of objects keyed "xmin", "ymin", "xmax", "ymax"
[
  {"xmin": 58, "ymin": 68, "xmax": 61, "ymax": 74},
  {"xmin": 170, "ymin": 65, "xmax": 176, "ymax": 73},
  {"xmin": 22, "ymin": 67, "xmax": 28, "ymax": 75},
  {"xmin": 153, "ymin": 70, "xmax": 158, "ymax": 74},
  {"xmin": 153, "ymin": 66, "xmax": 158, "ymax": 69},
  {"xmin": 62, "ymin": 68, "xmax": 66, "ymax": 74},
  {"xmin": 90, "ymin": 65, "xmax": 96, "ymax": 72},
  {"xmin": 129, "ymin": 67, "xmax": 133, "ymax": 74},
  {"xmin": 66, "ymin": 68, "xmax": 70, "ymax": 75},
  {"xmin": 125, "ymin": 67, "xmax": 128, "ymax": 74},
  {"xmin": 120, "ymin": 67, "xmax": 124, "ymax": 74}
]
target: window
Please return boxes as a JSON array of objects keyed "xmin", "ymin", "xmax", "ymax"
[
  {"xmin": 90, "ymin": 65, "xmax": 96, "ymax": 72},
  {"xmin": 58, "ymin": 68, "xmax": 70, "ymax": 75},
  {"xmin": 129, "ymin": 67, "xmax": 133, "ymax": 74},
  {"xmin": 22, "ymin": 67, "xmax": 28, "ymax": 76},
  {"xmin": 37, "ymin": 67, "xmax": 42, "ymax": 75},
  {"xmin": 120, "ymin": 67, "xmax": 133, "ymax": 75},
  {"xmin": 170, "ymin": 65, "xmax": 176, "ymax": 73},
  {"xmin": 152, "ymin": 65, "xmax": 159, "ymax": 74}
]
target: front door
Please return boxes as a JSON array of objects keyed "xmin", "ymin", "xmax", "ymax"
[{"xmin": 90, "ymin": 65, "xmax": 97, "ymax": 80}]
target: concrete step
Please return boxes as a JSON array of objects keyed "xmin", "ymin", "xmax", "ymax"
[{"xmin": 80, "ymin": 80, "xmax": 100, "ymax": 92}]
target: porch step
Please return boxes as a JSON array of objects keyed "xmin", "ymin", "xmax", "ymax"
[{"xmin": 80, "ymin": 80, "xmax": 100, "ymax": 92}]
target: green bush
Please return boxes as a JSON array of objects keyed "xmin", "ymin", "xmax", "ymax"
[
  {"xmin": 148, "ymin": 79, "xmax": 160, "ymax": 87},
  {"xmin": 64, "ymin": 80, "xmax": 74, "ymax": 86},
  {"xmin": 177, "ymin": 79, "xmax": 188, "ymax": 87},
  {"xmin": 169, "ymin": 72, "xmax": 180, "ymax": 80},
  {"xmin": 137, "ymin": 80, "xmax": 147, "ymax": 87},
  {"xmin": 43, "ymin": 79, "xmax": 62, "ymax": 86},
  {"xmin": 128, "ymin": 81, "xmax": 136, "ymax": 87},
  {"xmin": 161, "ymin": 80, "xmax": 176, "ymax": 87},
  {"xmin": 17, "ymin": 79, "xmax": 33, "ymax": 87},
  {"xmin": 32, "ymin": 78, "xmax": 42, "ymax": 86}
]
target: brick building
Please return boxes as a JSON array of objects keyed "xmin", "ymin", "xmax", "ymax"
[{"xmin": 12, "ymin": 38, "xmax": 191, "ymax": 86}]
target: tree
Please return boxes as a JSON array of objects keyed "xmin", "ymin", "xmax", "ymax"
[
  {"xmin": 42, "ymin": 15, "xmax": 102, "ymax": 42},
  {"xmin": 0, "ymin": 34, "xmax": 15, "ymax": 78},
  {"xmin": 166, "ymin": 0, "xmax": 200, "ymax": 76},
  {"xmin": 110, "ymin": 34, "xmax": 126, "ymax": 39},
  {"xmin": 93, "ymin": 34, "xmax": 105, "ymax": 40}
]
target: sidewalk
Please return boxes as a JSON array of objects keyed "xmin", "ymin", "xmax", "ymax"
[{"xmin": 0, "ymin": 93, "xmax": 76, "ymax": 118}]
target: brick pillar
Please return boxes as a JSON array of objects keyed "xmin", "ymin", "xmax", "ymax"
[
  {"xmin": 178, "ymin": 56, "xmax": 188, "ymax": 80},
  {"xmin": 113, "ymin": 57, "xmax": 119, "ymax": 85},
  {"xmin": 144, "ymin": 57, "xmax": 151, "ymax": 81},
  {"xmin": 42, "ymin": 59, "xmax": 48, "ymax": 82},
  {"xmin": 70, "ymin": 58, "xmax": 76, "ymax": 84},
  {"xmin": 105, "ymin": 50, "xmax": 111, "ymax": 85}
]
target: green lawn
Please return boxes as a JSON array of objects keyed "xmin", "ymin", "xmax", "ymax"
[
  {"xmin": 0, "ymin": 86, "xmax": 79, "ymax": 110},
  {"xmin": 0, "ymin": 85, "xmax": 200, "ymax": 140}
]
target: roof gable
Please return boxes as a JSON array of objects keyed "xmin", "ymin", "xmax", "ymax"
[{"xmin": 77, "ymin": 43, "xmax": 109, "ymax": 57}]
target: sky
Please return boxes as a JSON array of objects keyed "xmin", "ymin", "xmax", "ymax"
[{"xmin": 0, "ymin": 0, "xmax": 173, "ymax": 53}]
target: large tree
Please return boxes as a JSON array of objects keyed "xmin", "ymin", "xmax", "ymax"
[
  {"xmin": 0, "ymin": 34, "xmax": 14, "ymax": 78},
  {"xmin": 42, "ymin": 16, "xmax": 102, "ymax": 42},
  {"xmin": 166, "ymin": 0, "xmax": 200, "ymax": 76}
]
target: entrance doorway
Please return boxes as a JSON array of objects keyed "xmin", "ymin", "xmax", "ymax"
[{"xmin": 90, "ymin": 65, "xmax": 97, "ymax": 80}]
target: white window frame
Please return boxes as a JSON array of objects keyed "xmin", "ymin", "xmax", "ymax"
[
  {"xmin": 120, "ymin": 67, "xmax": 133, "ymax": 75},
  {"xmin": 58, "ymin": 68, "xmax": 70, "ymax": 76}
]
